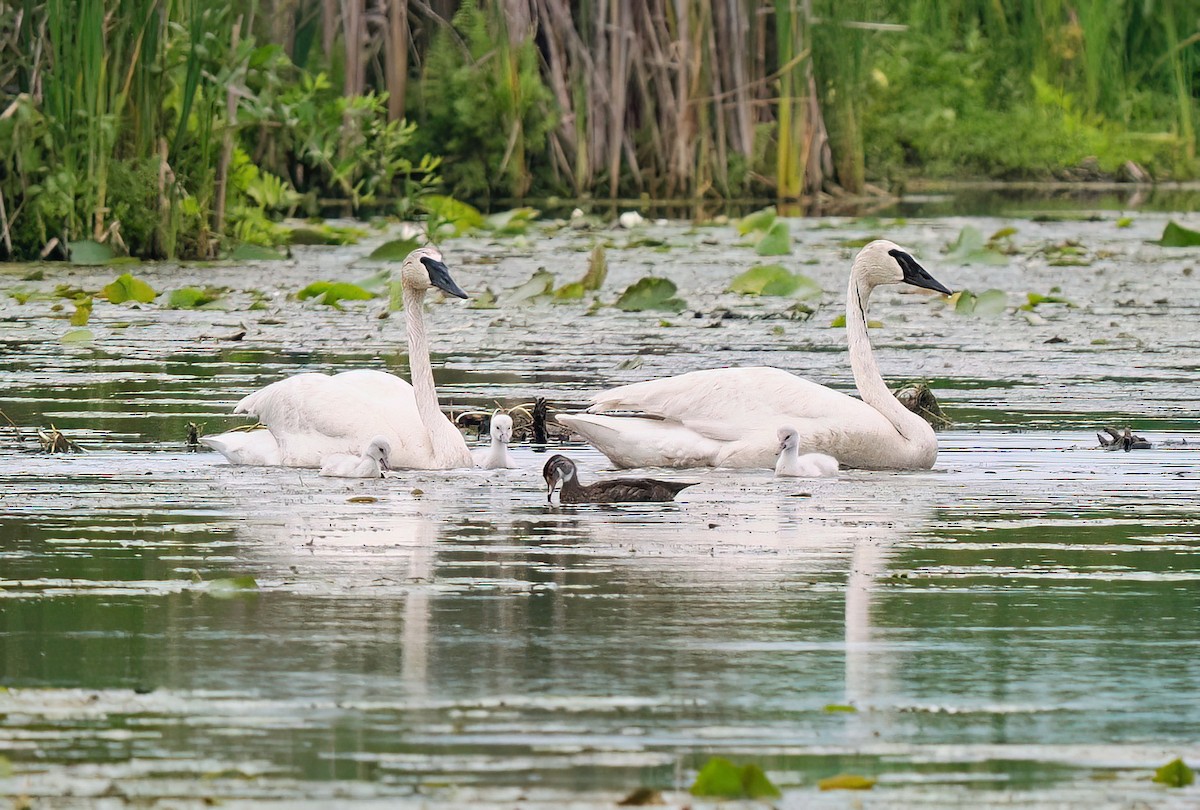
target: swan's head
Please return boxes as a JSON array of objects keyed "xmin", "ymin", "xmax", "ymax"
[
  {"xmin": 402, "ymin": 247, "xmax": 469, "ymax": 299},
  {"xmin": 490, "ymin": 412, "xmax": 514, "ymax": 445},
  {"xmin": 856, "ymin": 240, "xmax": 952, "ymax": 295},
  {"xmin": 364, "ymin": 435, "xmax": 392, "ymax": 470},
  {"xmin": 542, "ymin": 454, "xmax": 577, "ymax": 502},
  {"xmin": 777, "ymin": 426, "xmax": 799, "ymax": 453}
]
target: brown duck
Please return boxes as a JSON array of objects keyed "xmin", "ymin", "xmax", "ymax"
[{"xmin": 542, "ymin": 454, "xmax": 698, "ymax": 504}]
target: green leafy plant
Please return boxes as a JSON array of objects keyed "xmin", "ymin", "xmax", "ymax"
[
  {"xmin": 1153, "ymin": 758, "xmax": 1195, "ymax": 788},
  {"xmin": 1153, "ymin": 222, "xmax": 1200, "ymax": 247},
  {"xmin": 615, "ymin": 277, "xmax": 686, "ymax": 313},
  {"xmin": 689, "ymin": 757, "xmax": 781, "ymax": 799},
  {"xmin": 101, "ymin": 273, "xmax": 157, "ymax": 304},
  {"xmin": 297, "ymin": 281, "xmax": 375, "ymax": 308},
  {"xmin": 729, "ymin": 265, "xmax": 821, "ymax": 297}
]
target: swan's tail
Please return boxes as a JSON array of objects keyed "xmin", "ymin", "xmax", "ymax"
[
  {"xmin": 200, "ymin": 430, "xmax": 282, "ymax": 466},
  {"xmin": 555, "ymin": 414, "xmax": 721, "ymax": 469}
]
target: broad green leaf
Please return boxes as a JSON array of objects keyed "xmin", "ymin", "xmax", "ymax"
[
  {"xmin": 823, "ymin": 703, "xmax": 858, "ymax": 712},
  {"xmin": 1116, "ymin": 217, "xmax": 1133, "ymax": 228},
  {"xmin": 287, "ymin": 225, "xmax": 365, "ymax": 245},
  {"xmin": 690, "ymin": 758, "xmax": 745, "ymax": 798},
  {"xmin": 1153, "ymin": 758, "xmax": 1195, "ymax": 788},
  {"xmin": 954, "ymin": 290, "xmax": 977, "ymax": 314},
  {"xmin": 1153, "ymin": 221, "xmax": 1200, "ymax": 247},
  {"xmin": 485, "ymin": 207, "xmax": 540, "ymax": 235},
  {"xmin": 423, "ymin": 195, "xmax": 484, "ymax": 235},
  {"xmin": 229, "ymin": 243, "xmax": 287, "ymax": 261},
  {"xmin": 973, "ymin": 289, "xmax": 1008, "ymax": 316},
  {"xmin": 755, "ymin": 220, "xmax": 792, "ymax": 256},
  {"xmin": 615, "ymin": 277, "xmax": 686, "ymax": 313},
  {"xmin": 168, "ymin": 287, "xmax": 223, "ymax": 309},
  {"xmin": 729, "ymin": 264, "xmax": 821, "ymax": 298},
  {"xmin": 504, "ymin": 269, "xmax": 556, "ymax": 305},
  {"xmin": 818, "ymin": 774, "xmax": 876, "ymax": 790},
  {"xmin": 1019, "ymin": 291, "xmax": 1073, "ymax": 311},
  {"xmin": 68, "ymin": 239, "xmax": 116, "ymax": 265},
  {"xmin": 367, "ymin": 237, "xmax": 422, "ymax": 261},
  {"xmin": 469, "ymin": 287, "xmax": 498, "ymax": 309},
  {"xmin": 70, "ymin": 296, "xmax": 93, "ymax": 326},
  {"xmin": 831, "ymin": 314, "xmax": 882, "ymax": 328},
  {"xmin": 690, "ymin": 758, "xmax": 781, "ymax": 799},
  {"xmin": 207, "ymin": 575, "xmax": 259, "ymax": 599},
  {"xmin": 61, "ymin": 328, "xmax": 93, "ymax": 344},
  {"xmin": 101, "ymin": 273, "xmax": 158, "ymax": 304},
  {"xmin": 554, "ymin": 245, "xmax": 608, "ymax": 299},
  {"xmin": 736, "ymin": 207, "xmax": 776, "ymax": 236},
  {"xmin": 297, "ymin": 281, "xmax": 375, "ymax": 308},
  {"xmin": 553, "ymin": 282, "xmax": 585, "ymax": 300},
  {"xmin": 946, "ymin": 225, "xmax": 1008, "ymax": 265}
]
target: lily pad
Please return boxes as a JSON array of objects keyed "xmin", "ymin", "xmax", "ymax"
[
  {"xmin": 755, "ymin": 220, "xmax": 792, "ymax": 256},
  {"xmin": 504, "ymin": 269, "xmax": 555, "ymax": 305},
  {"xmin": 367, "ymin": 237, "xmax": 422, "ymax": 261},
  {"xmin": 69, "ymin": 296, "xmax": 93, "ymax": 326},
  {"xmin": 615, "ymin": 277, "xmax": 686, "ymax": 313},
  {"xmin": 423, "ymin": 195, "xmax": 484, "ymax": 235},
  {"xmin": 485, "ymin": 207, "xmax": 540, "ymax": 235},
  {"xmin": 60, "ymin": 328, "xmax": 93, "ymax": 344},
  {"xmin": 1153, "ymin": 221, "xmax": 1200, "ymax": 247},
  {"xmin": 229, "ymin": 243, "xmax": 287, "ymax": 261},
  {"xmin": 68, "ymin": 239, "xmax": 117, "ymax": 265},
  {"xmin": 555, "ymin": 245, "xmax": 608, "ymax": 299},
  {"xmin": 1020, "ymin": 291, "xmax": 1073, "ymax": 310},
  {"xmin": 736, "ymin": 207, "xmax": 776, "ymax": 236},
  {"xmin": 818, "ymin": 773, "xmax": 876, "ymax": 791},
  {"xmin": 207, "ymin": 575, "xmax": 259, "ymax": 599},
  {"xmin": 953, "ymin": 288, "xmax": 1007, "ymax": 317},
  {"xmin": 168, "ymin": 287, "xmax": 224, "ymax": 309},
  {"xmin": 729, "ymin": 264, "xmax": 821, "ymax": 298},
  {"xmin": 690, "ymin": 757, "xmax": 780, "ymax": 799},
  {"xmin": 297, "ymin": 281, "xmax": 376, "ymax": 308},
  {"xmin": 1153, "ymin": 758, "xmax": 1194, "ymax": 788},
  {"xmin": 101, "ymin": 273, "xmax": 158, "ymax": 304},
  {"xmin": 469, "ymin": 287, "xmax": 498, "ymax": 309},
  {"xmin": 831, "ymin": 313, "xmax": 882, "ymax": 328},
  {"xmin": 946, "ymin": 225, "xmax": 1009, "ymax": 265}
]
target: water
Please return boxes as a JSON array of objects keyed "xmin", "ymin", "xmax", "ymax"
[{"xmin": 2, "ymin": 211, "xmax": 1199, "ymax": 807}]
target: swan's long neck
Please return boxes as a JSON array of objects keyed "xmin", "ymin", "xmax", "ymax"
[
  {"xmin": 846, "ymin": 267, "xmax": 934, "ymax": 453},
  {"xmin": 403, "ymin": 285, "xmax": 461, "ymax": 463},
  {"xmin": 483, "ymin": 436, "xmax": 509, "ymax": 467}
]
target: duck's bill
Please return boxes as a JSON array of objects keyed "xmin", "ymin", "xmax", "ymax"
[
  {"xmin": 420, "ymin": 256, "xmax": 469, "ymax": 299},
  {"xmin": 890, "ymin": 249, "xmax": 952, "ymax": 295},
  {"xmin": 544, "ymin": 478, "xmax": 557, "ymax": 503}
]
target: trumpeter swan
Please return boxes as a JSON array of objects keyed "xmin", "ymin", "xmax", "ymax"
[
  {"xmin": 541, "ymin": 455, "xmax": 698, "ymax": 504},
  {"xmin": 204, "ymin": 247, "xmax": 474, "ymax": 469},
  {"xmin": 473, "ymin": 412, "xmax": 518, "ymax": 469},
  {"xmin": 556, "ymin": 240, "xmax": 951, "ymax": 470},
  {"xmin": 775, "ymin": 426, "xmax": 839, "ymax": 477},
  {"xmin": 320, "ymin": 436, "xmax": 391, "ymax": 478}
]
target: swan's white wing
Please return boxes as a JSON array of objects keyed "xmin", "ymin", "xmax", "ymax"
[{"xmin": 201, "ymin": 429, "xmax": 281, "ymax": 466}]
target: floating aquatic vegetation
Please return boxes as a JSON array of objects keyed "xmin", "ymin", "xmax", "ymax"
[
  {"xmin": 728, "ymin": 264, "xmax": 821, "ymax": 298},
  {"xmin": 207, "ymin": 576, "xmax": 259, "ymax": 599},
  {"xmin": 69, "ymin": 296, "xmax": 93, "ymax": 325},
  {"xmin": 945, "ymin": 225, "xmax": 1009, "ymax": 265},
  {"xmin": 297, "ymin": 281, "xmax": 376, "ymax": 309},
  {"xmin": 755, "ymin": 221, "xmax": 792, "ymax": 256},
  {"xmin": 1153, "ymin": 758, "xmax": 1194, "ymax": 788},
  {"xmin": 468, "ymin": 287, "xmax": 498, "ymax": 309},
  {"xmin": 485, "ymin": 207, "xmax": 540, "ymax": 235},
  {"xmin": 1152, "ymin": 221, "xmax": 1200, "ymax": 247},
  {"xmin": 823, "ymin": 703, "xmax": 857, "ymax": 712},
  {"xmin": 101, "ymin": 273, "xmax": 157, "ymax": 304},
  {"xmin": 1019, "ymin": 291, "xmax": 1074, "ymax": 310},
  {"xmin": 617, "ymin": 788, "xmax": 663, "ymax": 806},
  {"xmin": 228, "ymin": 244, "xmax": 288, "ymax": 261},
  {"xmin": 286, "ymin": 224, "xmax": 367, "ymax": 246},
  {"xmin": 554, "ymin": 245, "xmax": 607, "ymax": 299},
  {"xmin": 951, "ymin": 289, "xmax": 1008, "ymax": 317},
  {"xmin": 38, "ymin": 425, "xmax": 84, "ymax": 453},
  {"xmin": 60, "ymin": 328, "xmax": 93, "ymax": 344},
  {"xmin": 818, "ymin": 774, "xmax": 876, "ymax": 791},
  {"xmin": 735, "ymin": 207, "xmax": 776, "ymax": 236},
  {"xmin": 168, "ymin": 287, "xmax": 224, "ymax": 309},
  {"xmin": 830, "ymin": 313, "xmax": 882, "ymax": 328},
  {"xmin": 185, "ymin": 422, "xmax": 204, "ymax": 451},
  {"xmin": 1116, "ymin": 217, "xmax": 1133, "ymax": 228},
  {"xmin": 423, "ymin": 195, "xmax": 484, "ymax": 236},
  {"xmin": 1038, "ymin": 239, "xmax": 1092, "ymax": 266},
  {"xmin": 504, "ymin": 269, "xmax": 556, "ymax": 305},
  {"xmin": 690, "ymin": 757, "xmax": 780, "ymax": 799},
  {"xmin": 366, "ymin": 237, "xmax": 422, "ymax": 261},
  {"xmin": 615, "ymin": 277, "xmax": 686, "ymax": 313}
]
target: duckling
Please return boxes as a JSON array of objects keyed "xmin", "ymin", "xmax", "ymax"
[
  {"xmin": 774, "ymin": 426, "xmax": 839, "ymax": 477},
  {"xmin": 542, "ymin": 454, "xmax": 698, "ymax": 504},
  {"xmin": 473, "ymin": 412, "xmax": 518, "ymax": 469},
  {"xmin": 320, "ymin": 436, "xmax": 391, "ymax": 478}
]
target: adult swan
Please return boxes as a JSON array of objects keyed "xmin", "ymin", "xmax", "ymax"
[
  {"xmin": 203, "ymin": 247, "xmax": 475, "ymax": 469},
  {"xmin": 556, "ymin": 240, "xmax": 952, "ymax": 470}
]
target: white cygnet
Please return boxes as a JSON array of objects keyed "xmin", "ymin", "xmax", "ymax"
[
  {"xmin": 320, "ymin": 436, "xmax": 391, "ymax": 478},
  {"xmin": 774, "ymin": 426, "xmax": 839, "ymax": 478},
  {"xmin": 473, "ymin": 413, "xmax": 518, "ymax": 469}
]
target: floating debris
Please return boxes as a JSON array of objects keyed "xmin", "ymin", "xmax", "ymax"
[
  {"xmin": 185, "ymin": 422, "xmax": 205, "ymax": 452},
  {"xmin": 893, "ymin": 382, "xmax": 952, "ymax": 429},
  {"xmin": 38, "ymin": 425, "xmax": 84, "ymax": 453},
  {"xmin": 1097, "ymin": 427, "xmax": 1152, "ymax": 452}
]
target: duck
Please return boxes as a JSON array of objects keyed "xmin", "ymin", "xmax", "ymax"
[
  {"xmin": 320, "ymin": 436, "xmax": 391, "ymax": 478},
  {"xmin": 203, "ymin": 247, "xmax": 475, "ymax": 470},
  {"xmin": 775, "ymin": 426, "xmax": 839, "ymax": 477},
  {"xmin": 542, "ymin": 454, "xmax": 698, "ymax": 504},
  {"xmin": 473, "ymin": 412, "xmax": 518, "ymax": 469},
  {"xmin": 556, "ymin": 240, "xmax": 952, "ymax": 470},
  {"xmin": 1096, "ymin": 426, "xmax": 1152, "ymax": 452}
]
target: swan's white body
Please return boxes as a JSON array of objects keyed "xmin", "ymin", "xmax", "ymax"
[
  {"xmin": 200, "ymin": 429, "xmax": 282, "ymax": 466},
  {"xmin": 473, "ymin": 413, "xmax": 518, "ymax": 469},
  {"xmin": 320, "ymin": 436, "xmax": 391, "ymax": 478},
  {"xmin": 775, "ymin": 426, "xmax": 839, "ymax": 477},
  {"xmin": 557, "ymin": 240, "xmax": 950, "ymax": 471},
  {"xmin": 205, "ymin": 248, "xmax": 474, "ymax": 470}
]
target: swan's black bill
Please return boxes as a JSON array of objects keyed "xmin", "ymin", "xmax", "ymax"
[
  {"xmin": 889, "ymin": 249, "xmax": 952, "ymax": 295},
  {"xmin": 420, "ymin": 256, "xmax": 469, "ymax": 299}
]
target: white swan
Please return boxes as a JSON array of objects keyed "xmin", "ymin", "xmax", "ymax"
[
  {"xmin": 473, "ymin": 412, "xmax": 518, "ymax": 469},
  {"xmin": 556, "ymin": 240, "xmax": 951, "ymax": 470},
  {"xmin": 320, "ymin": 435, "xmax": 391, "ymax": 478},
  {"xmin": 204, "ymin": 247, "xmax": 475, "ymax": 469},
  {"xmin": 775, "ymin": 426, "xmax": 839, "ymax": 477}
]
